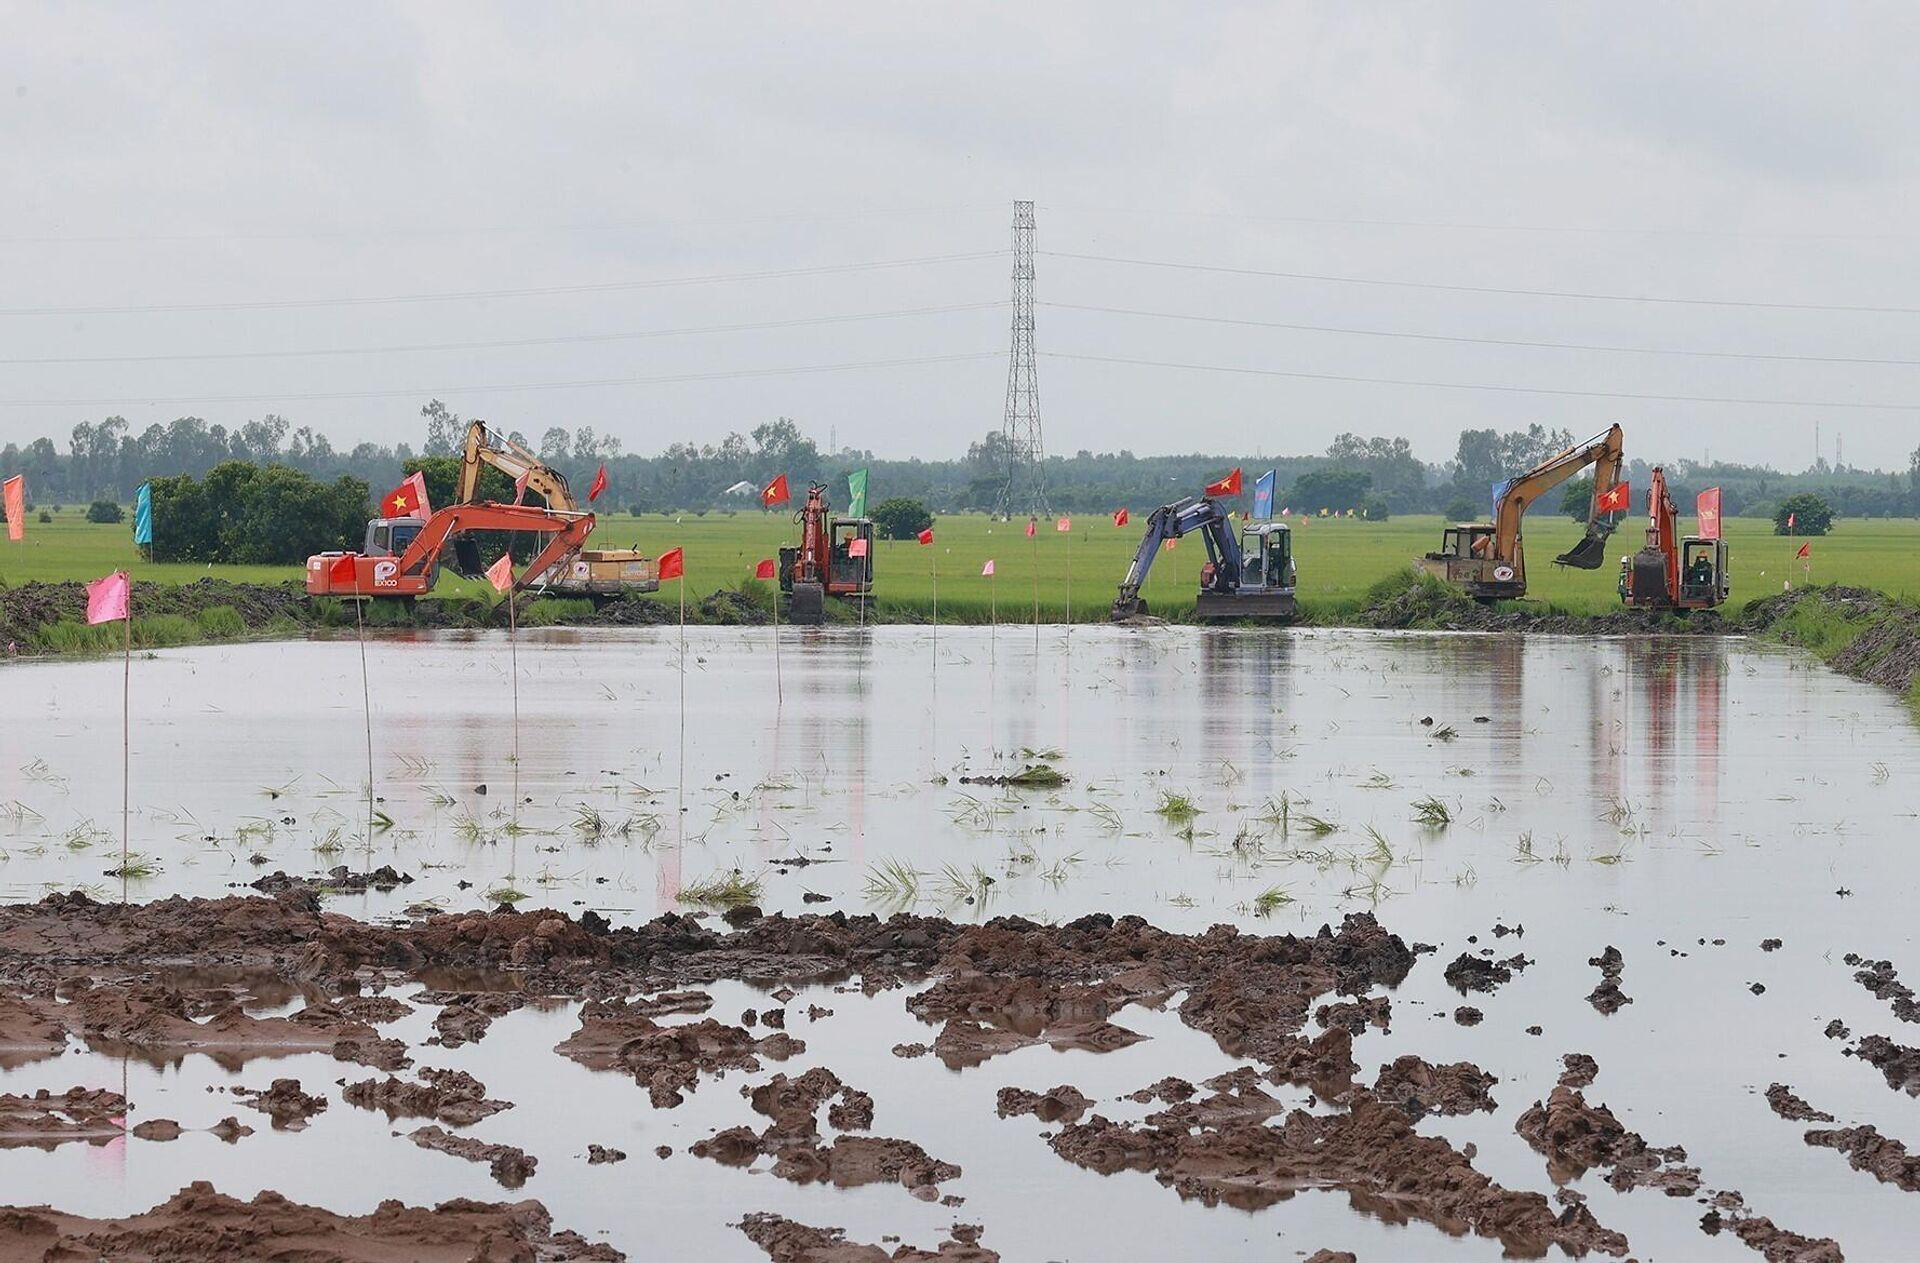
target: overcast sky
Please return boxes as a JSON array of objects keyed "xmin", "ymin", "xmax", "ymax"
[{"xmin": 3, "ymin": 2, "xmax": 1918, "ymax": 470}]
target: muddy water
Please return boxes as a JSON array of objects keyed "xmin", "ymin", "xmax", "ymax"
[{"xmin": 2, "ymin": 626, "xmax": 1917, "ymax": 1260}]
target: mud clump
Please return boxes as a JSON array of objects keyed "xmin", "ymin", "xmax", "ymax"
[
  {"xmin": 1453, "ymin": 1005, "xmax": 1483, "ymax": 1026},
  {"xmin": 418, "ymin": 990, "xmax": 530, "ymax": 1048},
  {"xmin": 0, "ymin": 992, "xmax": 70, "ymax": 1067},
  {"xmin": 343, "ymin": 1068, "xmax": 511, "ymax": 1126},
  {"xmin": 1586, "ymin": 946, "xmax": 1633, "ymax": 1015},
  {"xmin": 0, "ymin": 1087, "xmax": 128, "ymax": 1149},
  {"xmin": 1847, "ymin": 1033, "xmax": 1920, "ymax": 1095},
  {"xmin": 0, "ymin": 1181, "xmax": 621, "ymax": 1260},
  {"xmin": 1699, "ymin": 1191, "xmax": 1845, "ymax": 1263},
  {"xmin": 556, "ymin": 1001, "xmax": 803, "ymax": 1108},
  {"xmin": 1847, "ymin": 953, "xmax": 1919, "ymax": 1024},
  {"xmin": 130, "ymin": 1119, "xmax": 182, "ymax": 1141},
  {"xmin": 737, "ymin": 1213, "xmax": 997, "ymax": 1262},
  {"xmin": 1764, "ymin": 1084, "xmax": 1834, "ymax": 1123},
  {"xmin": 409, "ymin": 1125, "xmax": 538, "ymax": 1188},
  {"xmin": 694, "ymin": 1126, "xmax": 961, "ymax": 1201},
  {"xmin": 55, "ymin": 980, "xmax": 410, "ymax": 1072},
  {"xmin": 746, "ymin": 1067, "xmax": 874, "ymax": 1134},
  {"xmin": 1515, "ymin": 1085, "xmax": 1700, "ymax": 1195},
  {"xmin": 996, "ymin": 1084, "xmax": 1093, "ymax": 1125},
  {"xmin": 1443, "ymin": 951, "xmax": 1529, "ymax": 994},
  {"xmin": 249, "ymin": 865, "xmax": 413, "ymax": 897},
  {"xmin": 1371, "ymin": 1055, "xmax": 1498, "ymax": 1118},
  {"xmin": 1315, "ymin": 994, "xmax": 1390, "ymax": 1033},
  {"xmin": 586, "ymin": 1144, "xmax": 627, "ymax": 1164},
  {"xmin": 1804, "ymin": 1123, "xmax": 1920, "ymax": 1192},
  {"xmin": 231, "ymin": 1078, "xmax": 328, "ymax": 1129},
  {"xmin": 1052, "ymin": 1094, "xmax": 1627, "ymax": 1257},
  {"xmin": 1559, "ymin": 1053, "xmax": 1600, "ymax": 1089},
  {"xmin": 1303, "ymin": 1254, "xmax": 1357, "ymax": 1263}
]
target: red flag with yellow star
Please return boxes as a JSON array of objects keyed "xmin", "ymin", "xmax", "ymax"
[{"xmin": 379, "ymin": 472, "xmax": 431, "ymax": 521}]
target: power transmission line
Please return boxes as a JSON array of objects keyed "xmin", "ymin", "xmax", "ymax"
[
  {"xmin": 0, "ymin": 252, "xmax": 1004, "ymax": 317},
  {"xmin": 1040, "ymin": 250, "xmax": 1920, "ymax": 315},
  {"xmin": 0, "ymin": 303, "xmax": 1000, "ymax": 366},
  {"xmin": 1043, "ymin": 351, "xmax": 1920, "ymax": 411},
  {"xmin": 1043, "ymin": 301, "xmax": 1920, "ymax": 366},
  {"xmin": 0, "ymin": 352, "xmax": 1001, "ymax": 408}
]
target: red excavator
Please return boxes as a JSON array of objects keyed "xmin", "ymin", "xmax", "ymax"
[
  {"xmin": 1619, "ymin": 466, "xmax": 1728, "ymax": 611},
  {"xmin": 777, "ymin": 482, "xmax": 873, "ymax": 624},
  {"xmin": 305, "ymin": 502, "xmax": 596, "ymax": 601}
]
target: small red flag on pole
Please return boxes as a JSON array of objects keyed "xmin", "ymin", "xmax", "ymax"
[
  {"xmin": 754, "ymin": 558, "xmax": 776, "ymax": 580},
  {"xmin": 588, "ymin": 464, "xmax": 609, "ymax": 502},
  {"xmin": 761, "ymin": 474, "xmax": 791, "ymax": 508},
  {"xmin": 1113, "ymin": 507, "xmax": 1129, "ymax": 527},
  {"xmin": 657, "ymin": 548, "xmax": 685, "ymax": 580},
  {"xmin": 1796, "ymin": 542, "xmax": 1811, "ymax": 560},
  {"xmin": 916, "ymin": 528, "xmax": 933, "ymax": 545},
  {"xmin": 87, "ymin": 572, "xmax": 133, "ymax": 879}
]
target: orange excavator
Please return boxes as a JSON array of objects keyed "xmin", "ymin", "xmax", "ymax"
[
  {"xmin": 1619, "ymin": 466, "xmax": 1728, "ymax": 611},
  {"xmin": 1419, "ymin": 424, "xmax": 1626, "ymax": 602},
  {"xmin": 305, "ymin": 502, "xmax": 595, "ymax": 601},
  {"xmin": 777, "ymin": 482, "xmax": 872, "ymax": 624}
]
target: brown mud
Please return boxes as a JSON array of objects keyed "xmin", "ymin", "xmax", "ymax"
[
  {"xmin": 1803, "ymin": 1124, "xmax": 1920, "ymax": 1193},
  {"xmin": 1846, "ymin": 953, "xmax": 1919, "ymax": 1024},
  {"xmin": 343, "ymin": 1068, "xmax": 512, "ymax": 1126},
  {"xmin": 409, "ymin": 1125, "xmax": 538, "ymax": 1188},
  {"xmin": 0, "ymin": 1087, "xmax": 127, "ymax": 1150},
  {"xmin": 0, "ymin": 893, "xmax": 1869, "ymax": 1260},
  {"xmin": 0, "ymin": 1182, "xmax": 621, "ymax": 1262},
  {"xmin": 231, "ymin": 1077, "xmax": 329, "ymax": 1129},
  {"xmin": 737, "ymin": 1214, "xmax": 997, "ymax": 1263}
]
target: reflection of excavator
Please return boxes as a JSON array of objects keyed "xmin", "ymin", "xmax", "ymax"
[
  {"xmin": 1111, "ymin": 496, "xmax": 1296, "ymax": 622},
  {"xmin": 305, "ymin": 502, "xmax": 596, "ymax": 600},
  {"xmin": 1620, "ymin": 466, "xmax": 1728, "ymax": 611},
  {"xmin": 447, "ymin": 421, "xmax": 659, "ymax": 599},
  {"xmin": 778, "ymin": 483, "xmax": 873, "ymax": 624},
  {"xmin": 1419, "ymin": 423, "xmax": 1625, "ymax": 602}
]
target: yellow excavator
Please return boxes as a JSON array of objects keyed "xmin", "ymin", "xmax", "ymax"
[
  {"xmin": 1418, "ymin": 423, "xmax": 1626, "ymax": 603},
  {"xmin": 453, "ymin": 421, "xmax": 659, "ymax": 601}
]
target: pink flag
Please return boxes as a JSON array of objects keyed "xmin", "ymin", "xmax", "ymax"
[
  {"xmin": 484, "ymin": 552, "xmax": 514, "ymax": 593},
  {"xmin": 1055, "ymin": 517, "xmax": 1071, "ymax": 532},
  {"xmin": 86, "ymin": 571, "xmax": 130, "ymax": 624},
  {"xmin": 3, "ymin": 475, "xmax": 22, "ymax": 541},
  {"xmin": 981, "ymin": 559, "xmax": 995, "ymax": 576},
  {"xmin": 849, "ymin": 537, "xmax": 869, "ymax": 558}
]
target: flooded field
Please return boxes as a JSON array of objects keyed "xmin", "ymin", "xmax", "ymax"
[{"xmin": 1, "ymin": 626, "xmax": 1915, "ymax": 1260}]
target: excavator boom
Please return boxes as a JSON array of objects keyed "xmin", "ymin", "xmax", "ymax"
[{"xmin": 457, "ymin": 421, "xmax": 578, "ymax": 511}]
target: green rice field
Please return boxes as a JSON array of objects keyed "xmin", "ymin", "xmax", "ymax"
[{"xmin": 3, "ymin": 504, "xmax": 1915, "ymax": 621}]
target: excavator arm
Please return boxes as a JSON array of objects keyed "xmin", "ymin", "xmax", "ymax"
[
  {"xmin": 392, "ymin": 503, "xmax": 596, "ymax": 592},
  {"xmin": 1112, "ymin": 497, "xmax": 1243, "ymax": 618},
  {"xmin": 457, "ymin": 421, "xmax": 579, "ymax": 511},
  {"xmin": 1492, "ymin": 423, "xmax": 1625, "ymax": 570}
]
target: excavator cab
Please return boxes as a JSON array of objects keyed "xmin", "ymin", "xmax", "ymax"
[
  {"xmin": 363, "ymin": 518, "xmax": 424, "ymax": 558},
  {"xmin": 827, "ymin": 518, "xmax": 874, "ymax": 597},
  {"xmin": 1679, "ymin": 539, "xmax": 1729, "ymax": 607}
]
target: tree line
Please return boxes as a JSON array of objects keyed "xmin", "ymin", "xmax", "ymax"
[{"xmin": 7, "ymin": 402, "xmax": 1919, "ymax": 529}]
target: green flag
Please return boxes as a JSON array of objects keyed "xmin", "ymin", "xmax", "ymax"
[{"xmin": 847, "ymin": 467, "xmax": 869, "ymax": 518}]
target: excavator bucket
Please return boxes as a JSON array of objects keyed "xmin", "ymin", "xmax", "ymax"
[{"xmin": 1554, "ymin": 523, "xmax": 1615, "ymax": 570}]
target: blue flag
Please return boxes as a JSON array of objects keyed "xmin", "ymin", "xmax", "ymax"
[
  {"xmin": 1491, "ymin": 480, "xmax": 1511, "ymax": 517},
  {"xmin": 133, "ymin": 482, "xmax": 152, "ymax": 546},
  {"xmin": 1251, "ymin": 469, "xmax": 1277, "ymax": 520}
]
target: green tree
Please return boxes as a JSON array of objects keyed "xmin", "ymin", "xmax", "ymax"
[
  {"xmin": 1358, "ymin": 495, "xmax": 1390, "ymax": 521},
  {"xmin": 1560, "ymin": 476, "xmax": 1595, "ymax": 521},
  {"xmin": 1774, "ymin": 492, "xmax": 1834, "ymax": 536},
  {"xmin": 85, "ymin": 499, "xmax": 124, "ymax": 524},
  {"xmin": 870, "ymin": 496, "xmax": 933, "ymax": 540},
  {"xmin": 1287, "ymin": 468, "xmax": 1372, "ymax": 513}
]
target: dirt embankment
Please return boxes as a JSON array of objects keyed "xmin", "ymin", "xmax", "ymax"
[
  {"xmin": 0, "ymin": 1183, "xmax": 622, "ymax": 1263},
  {"xmin": 0, "ymin": 577, "xmax": 775, "ymax": 656}
]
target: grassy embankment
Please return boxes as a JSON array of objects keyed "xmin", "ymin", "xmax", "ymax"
[{"xmin": 9, "ymin": 506, "xmax": 1920, "ymax": 616}]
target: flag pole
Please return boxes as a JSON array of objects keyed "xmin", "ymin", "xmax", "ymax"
[
  {"xmin": 772, "ymin": 571, "xmax": 782, "ymax": 707},
  {"xmin": 354, "ymin": 564, "xmax": 374, "ymax": 855},
  {"xmin": 677, "ymin": 570, "xmax": 687, "ymax": 803},
  {"xmin": 930, "ymin": 544, "xmax": 938, "ymax": 678},
  {"xmin": 1065, "ymin": 525, "xmax": 1072, "ymax": 626},
  {"xmin": 507, "ymin": 579, "xmax": 519, "ymax": 765},
  {"xmin": 121, "ymin": 578, "xmax": 131, "ymax": 886},
  {"xmin": 1029, "ymin": 520, "xmax": 1040, "ymax": 652}
]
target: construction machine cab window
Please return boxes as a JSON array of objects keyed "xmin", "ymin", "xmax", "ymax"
[
  {"xmin": 1683, "ymin": 543, "xmax": 1718, "ymax": 598},
  {"xmin": 366, "ymin": 520, "xmax": 422, "ymax": 557},
  {"xmin": 1437, "ymin": 526, "xmax": 1494, "ymax": 560}
]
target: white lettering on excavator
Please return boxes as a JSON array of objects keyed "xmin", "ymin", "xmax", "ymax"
[{"xmin": 373, "ymin": 560, "xmax": 399, "ymax": 589}]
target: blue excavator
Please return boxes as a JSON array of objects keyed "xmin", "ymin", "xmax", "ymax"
[{"xmin": 1110, "ymin": 496, "xmax": 1297, "ymax": 622}]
